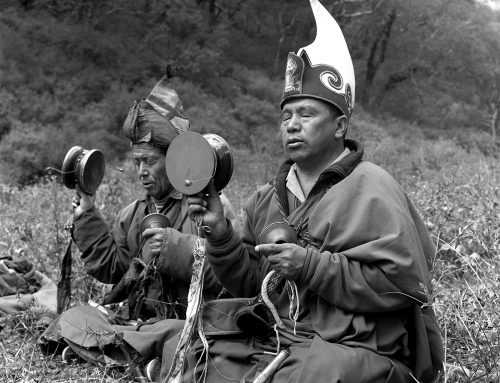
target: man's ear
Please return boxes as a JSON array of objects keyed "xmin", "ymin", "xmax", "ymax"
[{"xmin": 333, "ymin": 115, "xmax": 349, "ymax": 139}]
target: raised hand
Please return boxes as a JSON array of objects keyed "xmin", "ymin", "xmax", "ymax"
[
  {"xmin": 73, "ymin": 185, "xmax": 96, "ymax": 218},
  {"xmin": 187, "ymin": 181, "xmax": 227, "ymax": 236}
]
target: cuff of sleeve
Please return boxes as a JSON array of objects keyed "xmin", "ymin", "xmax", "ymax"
[
  {"xmin": 72, "ymin": 208, "xmax": 107, "ymax": 245},
  {"xmin": 205, "ymin": 218, "xmax": 233, "ymax": 246},
  {"xmin": 205, "ymin": 220, "xmax": 241, "ymax": 260},
  {"xmin": 299, "ymin": 247, "xmax": 320, "ymax": 284}
]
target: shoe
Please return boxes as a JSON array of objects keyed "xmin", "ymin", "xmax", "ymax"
[
  {"xmin": 61, "ymin": 346, "xmax": 78, "ymax": 362},
  {"xmin": 145, "ymin": 357, "xmax": 161, "ymax": 382}
]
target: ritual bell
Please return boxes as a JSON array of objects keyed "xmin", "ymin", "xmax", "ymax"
[
  {"xmin": 139, "ymin": 213, "xmax": 171, "ymax": 234},
  {"xmin": 259, "ymin": 222, "xmax": 297, "ymax": 244}
]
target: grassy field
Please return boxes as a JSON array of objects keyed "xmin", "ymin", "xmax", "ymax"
[{"xmin": 0, "ymin": 112, "xmax": 498, "ymax": 382}]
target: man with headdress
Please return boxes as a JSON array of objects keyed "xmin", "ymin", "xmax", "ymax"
[
  {"xmin": 183, "ymin": 1, "xmax": 444, "ymax": 382},
  {"xmin": 39, "ymin": 68, "xmax": 239, "ymax": 380}
]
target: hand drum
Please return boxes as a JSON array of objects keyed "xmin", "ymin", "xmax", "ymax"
[
  {"xmin": 61, "ymin": 146, "xmax": 105, "ymax": 195},
  {"xmin": 165, "ymin": 132, "xmax": 233, "ymax": 195}
]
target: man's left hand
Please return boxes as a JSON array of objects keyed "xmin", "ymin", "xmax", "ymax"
[
  {"xmin": 255, "ymin": 243, "xmax": 307, "ymax": 280},
  {"xmin": 142, "ymin": 228, "xmax": 166, "ymax": 257}
]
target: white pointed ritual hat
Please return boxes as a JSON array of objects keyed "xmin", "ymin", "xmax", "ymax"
[{"xmin": 281, "ymin": 0, "xmax": 355, "ymax": 118}]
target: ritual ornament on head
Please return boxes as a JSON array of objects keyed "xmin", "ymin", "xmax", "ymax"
[
  {"xmin": 281, "ymin": 0, "xmax": 355, "ymax": 119},
  {"xmin": 122, "ymin": 64, "xmax": 191, "ymax": 151}
]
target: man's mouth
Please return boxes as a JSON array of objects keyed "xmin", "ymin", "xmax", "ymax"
[{"xmin": 287, "ymin": 138, "xmax": 303, "ymax": 148}]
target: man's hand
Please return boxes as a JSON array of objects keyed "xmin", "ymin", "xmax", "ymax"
[
  {"xmin": 187, "ymin": 181, "xmax": 227, "ymax": 236},
  {"xmin": 142, "ymin": 228, "xmax": 167, "ymax": 257},
  {"xmin": 73, "ymin": 185, "xmax": 96, "ymax": 218},
  {"xmin": 255, "ymin": 243, "xmax": 307, "ymax": 280}
]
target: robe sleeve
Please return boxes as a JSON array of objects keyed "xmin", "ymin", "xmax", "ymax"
[
  {"xmin": 205, "ymin": 193, "xmax": 270, "ymax": 298},
  {"xmin": 300, "ymin": 223, "xmax": 430, "ymax": 313},
  {"xmin": 299, "ymin": 165, "xmax": 434, "ymax": 313},
  {"xmin": 72, "ymin": 203, "xmax": 137, "ymax": 284},
  {"xmin": 157, "ymin": 193, "xmax": 241, "ymax": 295}
]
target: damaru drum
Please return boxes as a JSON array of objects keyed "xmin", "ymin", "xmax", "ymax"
[
  {"xmin": 165, "ymin": 132, "xmax": 233, "ymax": 195},
  {"xmin": 61, "ymin": 146, "xmax": 105, "ymax": 195}
]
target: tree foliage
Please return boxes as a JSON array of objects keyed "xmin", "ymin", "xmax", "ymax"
[{"xmin": 0, "ymin": 0, "xmax": 498, "ymax": 185}]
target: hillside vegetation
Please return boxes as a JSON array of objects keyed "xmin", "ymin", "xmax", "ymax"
[{"xmin": 0, "ymin": 0, "xmax": 499, "ymax": 184}]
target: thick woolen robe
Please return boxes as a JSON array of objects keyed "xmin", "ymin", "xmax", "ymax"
[
  {"xmin": 165, "ymin": 140, "xmax": 443, "ymax": 383},
  {"xmin": 73, "ymin": 194, "xmax": 238, "ymax": 310},
  {"xmin": 40, "ymin": 194, "xmax": 239, "ymax": 364}
]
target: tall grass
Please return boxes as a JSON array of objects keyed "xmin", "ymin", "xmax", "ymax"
[{"xmin": 0, "ymin": 113, "xmax": 498, "ymax": 381}]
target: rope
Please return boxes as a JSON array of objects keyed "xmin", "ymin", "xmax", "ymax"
[
  {"xmin": 261, "ymin": 270, "xmax": 285, "ymax": 330},
  {"xmin": 194, "ymin": 318, "xmax": 209, "ymax": 383},
  {"xmin": 286, "ymin": 280, "xmax": 299, "ymax": 335}
]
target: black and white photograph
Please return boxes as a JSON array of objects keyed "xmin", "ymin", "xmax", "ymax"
[{"xmin": 0, "ymin": 0, "xmax": 499, "ymax": 382}]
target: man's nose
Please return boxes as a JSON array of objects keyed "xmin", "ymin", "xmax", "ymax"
[
  {"xmin": 287, "ymin": 114, "xmax": 301, "ymax": 132},
  {"xmin": 138, "ymin": 163, "xmax": 149, "ymax": 176}
]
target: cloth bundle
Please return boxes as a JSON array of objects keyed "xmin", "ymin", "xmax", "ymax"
[{"xmin": 0, "ymin": 258, "xmax": 57, "ymax": 317}]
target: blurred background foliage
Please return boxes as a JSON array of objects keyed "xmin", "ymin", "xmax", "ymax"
[{"xmin": 0, "ymin": 0, "xmax": 499, "ymax": 185}]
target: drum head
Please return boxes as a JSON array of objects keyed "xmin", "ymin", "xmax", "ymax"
[
  {"xmin": 77, "ymin": 149, "xmax": 105, "ymax": 195},
  {"xmin": 139, "ymin": 213, "xmax": 171, "ymax": 233},
  {"xmin": 61, "ymin": 146, "xmax": 84, "ymax": 189},
  {"xmin": 166, "ymin": 132, "xmax": 216, "ymax": 195},
  {"xmin": 203, "ymin": 134, "xmax": 233, "ymax": 192}
]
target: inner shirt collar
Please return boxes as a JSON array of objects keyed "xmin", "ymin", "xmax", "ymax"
[{"xmin": 286, "ymin": 147, "xmax": 351, "ymax": 203}]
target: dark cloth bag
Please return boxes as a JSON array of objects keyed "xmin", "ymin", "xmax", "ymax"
[
  {"xmin": 234, "ymin": 301, "xmax": 276, "ymax": 338},
  {"xmin": 201, "ymin": 298, "xmax": 256, "ymax": 336}
]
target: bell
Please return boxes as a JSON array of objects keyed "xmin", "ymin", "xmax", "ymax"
[
  {"xmin": 259, "ymin": 222, "xmax": 297, "ymax": 244},
  {"xmin": 61, "ymin": 146, "xmax": 105, "ymax": 195},
  {"xmin": 165, "ymin": 132, "xmax": 233, "ymax": 195},
  {"xmin": 139, "ymin": 213, "xmax": 171, "ymax": 233}
]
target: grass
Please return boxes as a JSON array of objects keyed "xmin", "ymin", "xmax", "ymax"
[{"xmin": 0, "ymin": 112, "xmax": 498, "ymax": 382}]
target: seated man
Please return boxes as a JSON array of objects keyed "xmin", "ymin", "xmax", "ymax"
[
  {"xmin": 180, "ymin": 1, "xmax": 443, "ymax": 382},
  {"xmin": 40, "ymin": 68, "xmax": 239, "ymax": 380}
]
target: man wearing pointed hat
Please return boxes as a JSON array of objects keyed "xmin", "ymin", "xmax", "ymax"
[
  {"xmin": 184, "ymin": 1, "xmax": 443, "ymax": 382},
  {"xmin": 39, "ymin": 68, "xmax": 240, "ymax": 380}
]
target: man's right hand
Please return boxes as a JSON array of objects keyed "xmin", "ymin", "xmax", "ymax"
[
  {"xmin": 187, "ymin": 181, "xmax": 228, "ymax": 236},
  {"xmin": 73, "ymin": 185, "xmax": 96, "ymax": 218}
]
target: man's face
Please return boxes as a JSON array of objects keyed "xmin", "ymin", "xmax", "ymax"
[
  {"xmin": 280, "ymin": 98, "xmax": 342, "ymax": 168},
  {"xmin": 133, "ymin": 143, "xmax": 172, "ymax": 200}
]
